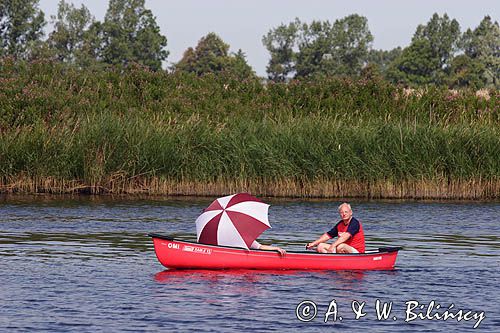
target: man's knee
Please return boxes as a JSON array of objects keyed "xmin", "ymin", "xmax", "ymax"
[
  {"xmin": 336, "ymin": 243, "xmax": 347, "ymax": 253},
  {"xmin": 337, "ymin": 243, "xmax": 357, "ymax": 253},
  {"xmin": 317, "ymin": 243, "xmax": 329, "ymax": 253}
]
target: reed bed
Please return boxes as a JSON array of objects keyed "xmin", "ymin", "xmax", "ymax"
[
  {"xmin": 2, "ymin": 175, "xmax": 499, "ymax": 200},
  {"xmin": 0, "ymin": 59, "xmax": 499, "ymax": 199}
]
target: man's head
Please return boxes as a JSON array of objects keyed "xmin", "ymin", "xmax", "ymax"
[{"xmin": 338, "ymin": 203, "xmax": 353, "ymax": 222}]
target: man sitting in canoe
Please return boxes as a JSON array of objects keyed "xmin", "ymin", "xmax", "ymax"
[{"xmin": 306, "ymin": 203, "xmax": 365, "ymax": 253}]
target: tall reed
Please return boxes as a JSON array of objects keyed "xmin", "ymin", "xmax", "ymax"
[{"xmin": 0, "ymin": 58, "xmax": 498, "ymax": 198}]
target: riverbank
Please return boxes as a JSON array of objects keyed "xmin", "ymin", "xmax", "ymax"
[
  {"xmin": 1, "ymin": 59, "xmax": 498, "ymax": 199},
  {"xmin": 1, "ymin": 176, "xmax": 499, "ymax": 199}
]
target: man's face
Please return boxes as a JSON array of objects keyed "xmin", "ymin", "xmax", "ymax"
[{"xmin": 339, "ymin": 205, "xmax": 352, "ymax": 222}]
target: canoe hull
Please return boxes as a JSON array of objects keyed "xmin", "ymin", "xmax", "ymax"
[{"xmin": 150, "ymin": 234, "xmax": 401, "ymax": 270}]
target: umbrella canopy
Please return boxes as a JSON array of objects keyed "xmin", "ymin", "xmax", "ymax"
[{"xmin": 196, "ymin": 193, "xmax": 271, "ymax": 249}]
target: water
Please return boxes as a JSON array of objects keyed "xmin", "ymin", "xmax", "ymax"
[{"xmin": 1, "ymin": 196, "xmax": 499, "ymax": 332}]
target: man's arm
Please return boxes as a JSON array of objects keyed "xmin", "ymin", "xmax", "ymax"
[
  {"xmin": 327, "ymin": 232, "xmax": 351, "ymax": 252},
  {"xmin": 306, "ymin": 233, "xmax": 331, "ymax": 249},
  {"xmin": 259, "ymin": 244, "xmax": 286, "ymax": 256}
]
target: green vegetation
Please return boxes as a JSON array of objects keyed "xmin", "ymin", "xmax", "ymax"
[
  {"xmin": 175, "ymin": 33, "xmax": 255, "ymax": 79},
  {"xmin": 0, "ymin": 59, "xmax": 498, "ymax": 198},
  {"xmin": 2, "ymin": 1, "xmax": 498, "ymax": 88},
  {"xmin": 263, "ymin": 14, "xmax": 499, "ymax": 89},
  {"xmin": 1, "ymin": 1, "xmax": 499, "ymax": 197},
  {"xmin": 1, "ymin": 0, "xmax": 168, "ymax": 70},
  {"xmin": 263, "ymin": 15, "xmax": 374, "ymax": 80},
  {"xmin": 0, "ymin": 0, "xmax": 45, "ymax": 58}
]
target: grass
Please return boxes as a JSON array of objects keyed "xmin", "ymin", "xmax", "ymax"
[{"xmin": 0, "ymin": 58, "xmax": 499, "ymax": 198}]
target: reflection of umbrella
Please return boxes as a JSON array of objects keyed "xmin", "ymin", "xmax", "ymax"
[{"xmin": 196, "ymin": 193, "xmax": 271, "ymax": 249}]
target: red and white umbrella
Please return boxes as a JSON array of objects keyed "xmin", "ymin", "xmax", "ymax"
[{"xmin": 196, "ymin": 193, "xmax": 271, "ymax": 249}]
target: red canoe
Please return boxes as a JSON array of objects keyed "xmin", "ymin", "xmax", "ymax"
[{"xmin": 149, "ymin": 234, "xmax": 401, "ymax": 270}]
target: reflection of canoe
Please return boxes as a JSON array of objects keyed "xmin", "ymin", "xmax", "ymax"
[{"xmin": 149, "ymin": 234, "xmax": 402, "ymax": 270}]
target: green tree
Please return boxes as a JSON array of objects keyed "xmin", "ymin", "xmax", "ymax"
[
  {"xmin": 47, "ymin": 0, "xmax": 95, "ymax": 65},
  {"xmin": 0, "ymin": 0, "xmax": 45, "ymax": 59},
  {"xmin": 175, "ymin": 32, "xmax": 255, "ymax": 79},
  {"xmin": 414, "ymin": 13, "xmax": 461, "ymax": 68},
  {"xmin": 388, "ymin": 13, "xmax": 461, "ymax": 86},
  {"xmin": 367, "ymin": 47, "xmax": 402, "ymax": 77},
  {"xmin": 295, "ymin": 20, "xmax": 336, "ymax": 78},
  {"xmin": 461, "ymin": 16, "xmax": 500, "ymax": 88},
  {"xmin": 447, "ymin": 54, "xmax": 487, "ymax": 89},
  {"xmin": 263, "ymin": 15, "xmax": 373, "ymax": 80},
  {"xmin": 78, "ymin": 21, "xmax": 106, "ymax": 68},
  {"xmin": 262, "ymin": 18, "xmax": 299, "ymax": 81},
  {"xmin": 360, "ymin": 63, "xmax": 383, "ymax": 81},
  {"xmin": 101, "ymin": 0, "xmax": 168, "ymax": 70},
  {"xmin": 296, "ymin": 15, "xmax": 373, "ymax": 78},
  {"xmin": 330, "ymin": 14, "xmax": 373, "ymax": 76},
  {"xmin": 230, "ymin": 49, "xmax": 255, "ymax": 79},
  {"xmin": 176, "ymin": 32, "xmax": 229, "ymax": 74},
  {"xmin": 387, "ymin": 39, "xmax": 437, "ymax": 85}
]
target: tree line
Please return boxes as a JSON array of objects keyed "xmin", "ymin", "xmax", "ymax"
[
  {"xmin": 264, "ymin": 14, "xmax": 499, "ymax": 89},
  {"xmin": 1, "ymin": 0, "xmax": 499, "ymax": 88}
]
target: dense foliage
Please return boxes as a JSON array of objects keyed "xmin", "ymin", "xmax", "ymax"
[
  {"xmin": 175, "ymin": 33, "xmax": 255, "ymax": 79},
  {"xmin": 0, "ymin": 59, "xmax": 498, "ymax": 197},
  {"xmin": 1, "ymin": 1, "xmax": 499, "ymax": 197},
  {"xmin": 0, "ymin": 0, "xmax": 45, "ymax": 59},
  {"xmin": 264, "ymin": 14, "xmax": 499, "ymax": 89},
  {"xmin": 1, "ymin": 1, "xmax": 497, "ymax": 87},
  {"xmin": 1, "ymin": 0, "xmax": 168, "ymax": 70}
]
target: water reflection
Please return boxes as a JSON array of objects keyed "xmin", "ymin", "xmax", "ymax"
[
  {"xmin": 155, "ymin": 269, "xmax": 303, "ymax": 283},
  {"xmin": 154, "ymin": 269, "xmax": 370, "ymax": 296}
]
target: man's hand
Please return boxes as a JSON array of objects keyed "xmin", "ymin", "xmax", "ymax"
[{"xmin": 275, "ymin": 247, "xmax": 286, "ymax": 256}]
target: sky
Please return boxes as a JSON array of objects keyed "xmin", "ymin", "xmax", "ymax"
[{"xmin": 38, "ymin": 0, "xmax": 499, "ymax": 76}]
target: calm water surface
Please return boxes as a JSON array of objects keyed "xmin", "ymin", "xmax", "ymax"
[{"xmin": 1, "ymin": 196, "xmax": 499, "ymax": 332}]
